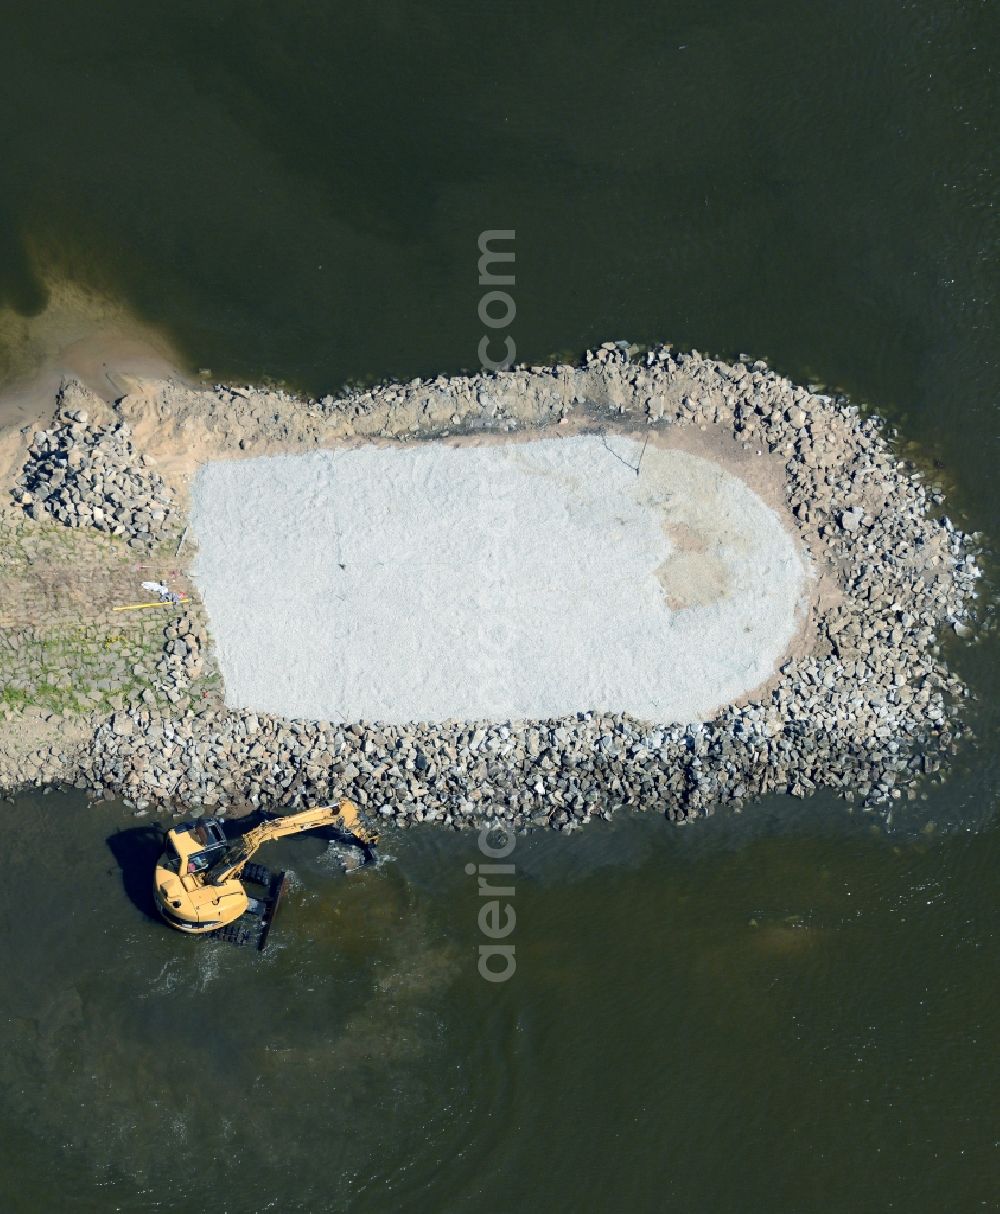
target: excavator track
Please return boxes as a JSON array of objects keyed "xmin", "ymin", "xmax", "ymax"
[
  {"xmin": 213, "ymin": 871, "xmax": 287, "ymax": 950},
  {"xmin": 216, "ymin": 921, "xmax": 257, "ymax": 947},
  {"xmin": 242, "ymin": 862, "xmax": 272, "ymax": 886}
]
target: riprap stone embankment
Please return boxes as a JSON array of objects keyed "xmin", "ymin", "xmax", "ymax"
[{"xmin": 0, "ymin": 346, "xmax": 984, "ymax": 832}]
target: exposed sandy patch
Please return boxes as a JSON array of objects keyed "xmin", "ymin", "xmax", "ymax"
[
  {"xmin": 0, "ymin": 283, "xmax": 187, "ymax": 434},
  {"xmin": 189, "ymin": 434, "xmax": 810, "ymax": 724}
]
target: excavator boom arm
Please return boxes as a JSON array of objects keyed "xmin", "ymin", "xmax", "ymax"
[{"xmin": 206, "ymin": 800, "xmax": 376, "ymax": 885}]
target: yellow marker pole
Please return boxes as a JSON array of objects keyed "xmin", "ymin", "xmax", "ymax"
[{"xmin": 112, "ymin": 598, "xmax": 189, "ymax": 613}]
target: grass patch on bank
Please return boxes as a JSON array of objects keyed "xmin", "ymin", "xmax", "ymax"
[
  {"xmin": 1, "ymin": 510, "xmax": 214, "ymax": 719},
  {"xmin": 1, "ymin": 620, "xmax": 170, "ymax": 717},
  {"xmin": 1, "ymin": 687, "xmax": 30, "ymax": 710}
]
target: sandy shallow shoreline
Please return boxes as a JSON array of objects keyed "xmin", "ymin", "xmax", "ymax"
[
  {"xmin": 0, "ymin": 284, "xmax": 189, "ymax": 435},
  {"xmin": 0, "ymin": 344, "xmax": 983, "ymax": 831}
]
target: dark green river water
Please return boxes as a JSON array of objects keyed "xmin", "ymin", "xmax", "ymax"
[{"xmin": 0, "ymin": 2, "xmax": 998, "ymax": 1211}]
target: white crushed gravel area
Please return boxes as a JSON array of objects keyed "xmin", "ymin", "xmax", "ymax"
[{"xmin": 189, "ymin": 435, "xmax": 809, "ymax": 724}]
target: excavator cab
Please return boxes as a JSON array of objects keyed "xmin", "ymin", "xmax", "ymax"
[{"xmin": 168, "ymin": 819, "xmax": 227, "ymax": 874}]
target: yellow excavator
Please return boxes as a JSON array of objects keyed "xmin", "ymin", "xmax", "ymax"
[{"xmin": 153, "ymin": 800, "xmax": 378, "ymax": 949}]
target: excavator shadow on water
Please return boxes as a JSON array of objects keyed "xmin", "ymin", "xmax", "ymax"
[{"xmin": 108, "ymin": 800, "xmax": 378, "ymax": 951}]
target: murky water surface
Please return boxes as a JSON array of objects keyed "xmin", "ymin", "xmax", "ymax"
[
  {"xmin": 1, "ymin": 791, "xmax": 997, "ymax": 1213},
  {"xmin": 0, "ymin": 1, "xmax": 998, "ymax": 1210}
]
